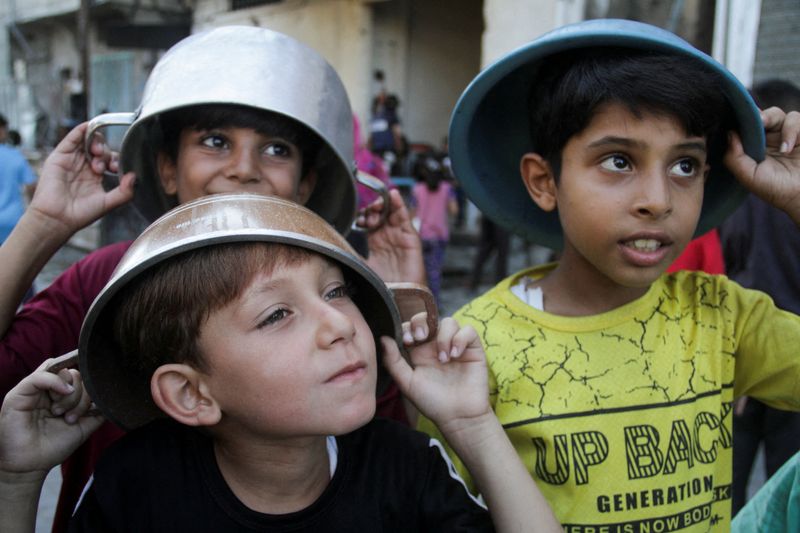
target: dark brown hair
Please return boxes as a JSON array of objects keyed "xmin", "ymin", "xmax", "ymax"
[{"xmin": 111, "ymin": 242, "xmax": 315, "ymax": 378}]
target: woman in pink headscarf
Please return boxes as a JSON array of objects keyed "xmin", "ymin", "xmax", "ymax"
[{"xmin": 354, "ymin": 114, "xmax": 395, "ymax": 209}]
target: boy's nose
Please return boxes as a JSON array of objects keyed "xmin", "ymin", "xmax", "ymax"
[
  {"xmin": 226, "ymin": 149, "xmax": 263, "ymax": 184},
  {"xmin": 633, "ymin": 172, "xmax": 673, "ymax": 219},
  {"xmin": 315, "ymin": 302, "xmax": 357, "ymax": 348}
]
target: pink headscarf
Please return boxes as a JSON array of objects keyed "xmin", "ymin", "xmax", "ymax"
[{"xmin": 353, "ymin": 114, "xmax": 394, "ymax": 209}]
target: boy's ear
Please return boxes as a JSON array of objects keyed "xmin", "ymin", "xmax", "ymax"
[
  {"xmin": 296, "ymin": 168, "xmax": 317, "ymax": 205},
  {"xmin": 520, "ymin": 153, "xmax": 558, "ymax": 212},
  {"xmin": 156, "ymin": 152, "xmax": 178, "ymax": 196},
  {"xmin": 151, "ymin": 364, "xmax": 221, "ymax": 427}
]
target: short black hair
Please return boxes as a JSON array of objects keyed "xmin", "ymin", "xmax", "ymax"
[
  {"xmin": 157, "ymin": 104, "xmax": 322, "ymax": 177},
  {"xmin": 0, "ymin": 114, "xmax": 7, "ymax": 129},
  {"xmin": 527, "ymin": 48, "xmax": 734, "ymax": 179}
]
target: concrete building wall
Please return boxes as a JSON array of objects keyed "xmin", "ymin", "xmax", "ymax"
[
  {"xmin": 8, "ymin": 0, "xmax": 80, "ymax": 24},
  {"xmin": 482, "ymin": 0, "xmax": 584, "ymax": 66},
  {"xmin": 753, "ymin": 0, "xmax": 800, "ymax": 87},
  {"xmin": 193, "ymin": 0, "xmax": 483, "ymax": 149},
  {"xmin": 404, "ymin": 0, "xmax": 482, "ymax": 147},
  {"xmin": 193, "ymin": 0, "xmax": 374, "ymax": 124}
]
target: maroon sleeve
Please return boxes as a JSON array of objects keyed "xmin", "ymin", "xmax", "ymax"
[{"xmin": 0, "ymin": 241, "xmax": 132, "ymax": 397}]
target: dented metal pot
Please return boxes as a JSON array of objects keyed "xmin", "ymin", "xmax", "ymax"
[{"xmin": 74, "ymin": 193, "xmax": 435, "ymax": 430}]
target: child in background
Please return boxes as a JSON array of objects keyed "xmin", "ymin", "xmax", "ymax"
[
  {"xmin": 0, "ymin": 195, "xmax": 560, "ymax": 532},
  {"xmin": 411, "ymin": 153, "xmax": 458, "ymax": 306},
  {"xmin": 0, "ymin": 26, "xmax": 423, "ymax": 532},
  {"xmin": 418, "ymin": 19, "xmax": 800, "ymax": 531},
  {"xmin": 721, "ymin": 78, "xmax": 800, "ymax": 515}
]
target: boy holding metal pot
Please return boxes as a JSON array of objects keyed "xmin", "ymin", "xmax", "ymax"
[
  {"xmin": 0, "ymin": 194, "xmax": 561, "ymax": 532},
  {"xmin": 418, "ymin": 19, "xmax": 800, "ymax": 531},
  {"xmin": 0, "ymin": 26, "xmax": 423, "ymax": 531}
]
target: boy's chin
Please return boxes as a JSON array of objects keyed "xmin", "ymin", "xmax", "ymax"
[{"xmin": 328, "ymin": 402, "xmax": 377, "ymax": 435}]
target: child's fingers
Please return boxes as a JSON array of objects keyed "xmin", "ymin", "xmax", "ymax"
[
  {"xmin": 105, "ymin": 172, "xmax": 137, "ymax": 209},
  {"xmin": 5, "ymin": 365, "xmax": 75, "ymax": 411},
  {"xmin": 761, "ymin": 107, "xmax": 800, "ymax": 153},
  {"xmin": 381, "ymin": 336, "xmax": 413, "ymax": 391},
  {"xmin": 88, "ymin": 131, "xmax": 108, "ymax": 158},
  {"xmin": 448, "ymin": 324, "xmax": 480, "ymax": 360},
  {"xmin": 49, "ymin": 369, "xmax": 83, "ymax": 417},
  {"xmin": 724, "ymin": 131, "xmax": 757, "ymax": 185},
  {"xmin": 62, "ymin": 372, "xmax": 97, "ymax": 425},
  {"xmin": 436, "ymin": 317, "xmax": 461, "ymax": 363},
  {"xmin": 404, "ymin": 312, "xmax": 430, "ymax": 345},
  {"xmin": 779, "ymin": 110, "xmax": 800, "ymax": 153},
  {"xmin": 56, "ymin": 122, "xmax": 89, "ymax": 154}
]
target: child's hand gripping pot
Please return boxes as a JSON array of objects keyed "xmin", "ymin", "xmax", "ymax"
[
  {"xmin": 0, "ymin": 361, "xmax": 104, "ymax": 532},
  {"xmin": 383, "ymin": 315, "xmax": 561, "ymax": 533}
]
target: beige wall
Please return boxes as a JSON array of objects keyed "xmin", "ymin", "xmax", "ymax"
[
  {"xmin": 482, "ymin": 0, "xmax": 584, "ymax": 66},
  {"xmin": 405, "ymin": 0, "xmax": 483, "ymax": 147},
  {"xmin": 193, "ymin": 0, "xmax": 374, "ymax": 124},
  {"xmin": 193, "ymin": 0, "xmax": 484, "ymax": 150}
]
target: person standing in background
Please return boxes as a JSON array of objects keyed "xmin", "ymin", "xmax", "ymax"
[
  {"xmin": 721, "ymin": 78, "xmax": 800, "ymax": 515},
  {"xmin": 411, "ymin": 153, "xmax": 458, "ymax": 306},
  {"xmin": 0, "ymin": 114, "xmax": 37, "ymax": 303}
]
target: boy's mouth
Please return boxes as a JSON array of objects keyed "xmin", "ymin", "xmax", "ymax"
[
  {"xmin": 326, "ymin": 362, "xmax": 368, "ymax": 383},
  {"xmin": 618, "ymin": 234, "xmax": 673, "ymax": 267},
  {"xmin": 625, "ymin": 238, "xmax": 662, "ymax": 252}
]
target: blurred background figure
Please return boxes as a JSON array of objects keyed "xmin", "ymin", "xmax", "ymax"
[
  {"xmin": 469, "ymin": 215, "xmax": 510, "ymax": 293},
  {"xmin": 369, "ymin": 89, "xmax": 407, "ymax": 176},
  {"xmin": 0, "ymin": 114, "xmax": 38, "ymax": 303},
  {"xmin": 721, "ymin": 78, "xmax": 800, "ymax": 516},
  {"xmin": 411, "ymin": 152, "xmax": 458, "ymax": 306},
  {"xmin": 349, "ymin": 114, "xmax": 396, "ymax": 257},
  {"xmin": 7, "ymin": 130, "xmax": 22, "ymax": 147}
]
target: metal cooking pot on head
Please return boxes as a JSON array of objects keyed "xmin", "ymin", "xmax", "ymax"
[
  {"xmin": 87, "ymin": 25, "xmax": 387, "ymax": 235},
  {"xmin": 48, "ymin": 193, "xmax": 435, "ymax": 430}
]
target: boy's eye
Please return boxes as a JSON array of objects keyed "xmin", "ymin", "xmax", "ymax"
[
  {"xmin": 257, "ymin": 308, "xmax": 290, "ymax": 329},
  {"xmin": 264, "ymin": 142, "xmax": 292, "ymax": 158},
  {"xmin": 201, "ymin": 134, "xmax": 228, "ymax": 149},
  {"xmin": 669, "ymin": 158, "xmax": 698, "ymax": 178},
  {"xmin": 600, "ymin": 154, "xmax": 631, "ymax": 172},
  {"xmin": 324, "ymin": 283, "xmax": 353, "ymax": 301}
]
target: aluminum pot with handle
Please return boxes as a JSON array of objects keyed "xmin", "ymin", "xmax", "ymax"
[
  {"xmin": 87, "ymin": 25, "xmax": 388, "ymax": 236},
  {"xmin": 73, "ymin": 193, "xmax": 436, "ymax": 430}
]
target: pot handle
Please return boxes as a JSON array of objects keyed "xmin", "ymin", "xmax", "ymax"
[
  {"xmin": 353, "ymin": 170, "xmax": 391, "ymax": 231},
  {"xmin": 387, "ymin": 282, "xmax": 439, "ymax": 344},
  {"xmin": 44, "ymin": 349, "xmax": 102, "ymax": 416},
  {"xmin": 84, "ymin": 112, "xmax": 137, "ymax": 180},
  {"xmin": 44, "ymin": 349, "xmax": 79, "ymax": 373}
]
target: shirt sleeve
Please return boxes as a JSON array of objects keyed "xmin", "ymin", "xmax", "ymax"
[
  {"xmin": 18, "ymin": 157, "xmax": 36, "ymax": 186},
  {"xmin": 67, "ymin": 478, "xmax": 116, "ymax": 532},
  {"xmin": 729, "ymin": 280, "xmax": 800, "ymax": 408},
  {"xmin": 419, "ymin": 437, "xmax": 495, "ymax": 532},
  {"xmin": 0, "ymin": 242, "xmax": 129, "ymax": 397}
]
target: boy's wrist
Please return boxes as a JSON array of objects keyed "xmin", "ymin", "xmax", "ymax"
[
  {"xmin": 436, "ymin": 410, "xmax": 500, "ymax": 450},
  {"xmin": 0, "ymin": 469, "xmax": 46, "ymax": 530},
  {"xmin": 15, "ymin": 209, "xmax": 74, "ymax": 248}
]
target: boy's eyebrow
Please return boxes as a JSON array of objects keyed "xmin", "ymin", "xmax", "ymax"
[{"xmin": 587, "ymin": 137, "xmax": 707, "ymax": 153}]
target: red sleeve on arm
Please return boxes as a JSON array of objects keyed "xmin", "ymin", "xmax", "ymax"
[
  {"xmin": 667, "ymin": 229, "xmax": 726, "ymax": 275},
  {"xmin": 0, "ymin": 241, "xmax": 132, "ymax": 396}
]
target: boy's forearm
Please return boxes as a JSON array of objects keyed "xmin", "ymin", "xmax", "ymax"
[
  {"xmin": 0, "ymin": 211, "xmax": 73, "ymax": 336},
  {"xmin": 441, "ymin": 413, "xmax": 561, "ymax": 533},
  {"xmin": 0, "ymin": 470, "xmax": 46, "ymax": 533}
]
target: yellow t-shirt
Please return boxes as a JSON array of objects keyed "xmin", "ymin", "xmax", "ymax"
[{"xmin": 418, "ymin": 265, "xmax": 800, "ymax": 532}]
